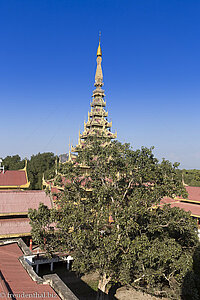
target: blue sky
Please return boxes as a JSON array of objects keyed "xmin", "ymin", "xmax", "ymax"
[{"xmin": 0, "ymin": 0, "xmax": 200, "ymax": 169}]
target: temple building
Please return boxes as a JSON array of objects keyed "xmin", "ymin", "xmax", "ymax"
[
  {"xmin": 71, "ymin": 38, "xmax": 116, "ymax": 154},
  {"xmin": 0, "ymin": 161, "xmax": 53, "ymax": 240}
]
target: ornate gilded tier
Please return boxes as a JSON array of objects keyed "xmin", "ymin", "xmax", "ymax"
[
  {"xmin": 89, "ymin": 108, "xmax": 108, "ymax": 118},
  {"xmin": 86, "ymin": 118, "xmax": 112, "ymax": 129}
]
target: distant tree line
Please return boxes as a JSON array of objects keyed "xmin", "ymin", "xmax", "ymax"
[
  {"xmin": 176, "ymin": 169, "xmax": 200, "ymax": 187},
  {"xmin": 2, "ymin": 153, "xmax": 56, "ymax": 189},
  {"xmin": 2, "ymin": 154, "xmax": 200, "ymax": 189}
]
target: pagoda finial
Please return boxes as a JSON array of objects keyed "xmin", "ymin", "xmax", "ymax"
[
  {"xmin": 97, "ymin": 31, "xmax": 102, "ymax": 57},
  {"xmin": 55, "ymin": 155, "xmax": 58, "ymax": 175},
  {"xmin": 68, "ymin": 137, "xmax": 72, "ymax": 162},
  {"xmin": 78, "ymin": 130, "xmax": 81, "ymax": 146},
  {"xmin": 25, "ymin": 159, "xmax": 28, "ymax": 169}
]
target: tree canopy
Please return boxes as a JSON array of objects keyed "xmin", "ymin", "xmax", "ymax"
[
  {"xmin": 27, "ymin": 152, "xmax": 56, "ymax": 189},
  {"xmin": 2, "ymin": 155, "xmax": 25, "ymax": 170},
  {"xmin": 183, "ymin": 169, "xmax": 200, "ymax": 187},
  {"xmin": 28, "ymin": 138, "xmax": 199, "ymax": 299}
]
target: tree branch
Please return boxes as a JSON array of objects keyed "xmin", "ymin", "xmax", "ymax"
[
  {"xmin": 134, "ymin": 274, "xmax": 145, "ymax": 283},
  {"xmin": 122, "ymin": 178, "xmax": 134, "ymax": 201}
]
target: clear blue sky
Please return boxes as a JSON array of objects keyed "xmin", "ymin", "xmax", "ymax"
[{"xmin": 0, "ymin": 0, "xmax": 200, "ymax": 169}]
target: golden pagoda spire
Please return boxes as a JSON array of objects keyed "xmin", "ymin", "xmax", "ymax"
[
  {"xmin": 72, "ymin": 34, "xmax": 116, "ymax": 151},
  {"xmin": 95, "ymin": 32, "xmax": 103, "ymax": 85}
]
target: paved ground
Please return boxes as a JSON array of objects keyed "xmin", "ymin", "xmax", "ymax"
[{"xmin": 115, "ymin": 286, "xmax": 168, "ymax": 300}]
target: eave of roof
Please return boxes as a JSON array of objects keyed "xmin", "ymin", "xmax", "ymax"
[
  {"xmin": 0, "ymin": 217, "xmax": 31, "ymax": 237},
  {"xmin": 0, "ymin": 232, "xmax": 31, "ymax": 239}
]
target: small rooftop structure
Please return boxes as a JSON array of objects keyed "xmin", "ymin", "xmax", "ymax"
[{"xmin": 0, "ymin": 158, "xmax": 4, "ymax": 174}]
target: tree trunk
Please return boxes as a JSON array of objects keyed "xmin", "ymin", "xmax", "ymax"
[{"xmin": 96, "ymin": 273, "xmax": 111, "ymax": 300}]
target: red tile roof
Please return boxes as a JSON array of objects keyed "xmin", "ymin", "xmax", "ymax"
[
  {"xmin": 160, "ymin": 186, "xmax": 200, "ymax": 217},
  {"xmin": 0, "ymin": 243, "xmax": 60, "ymax": 299},
  {"xmin": 0, "ymin": 218, "xmax": 31, "ymax": 237},
  {"xmin": 0, "ymin": 191, "xmax": 52, "ymax": 215},
  {"xmin": 170, "ymin": 202, "xmax": 200, "ymax": 217},
  {"xmin": 0, "ymin": 269, "xmax": 10, "ymax": 299},
  {"xmin": 0, "ymin": 170, "xmax": 28, "ymax": 187},
  {"xmin": 185, "ymin": 186, "xmax": 200, "ymax": 202},
  {"xmin": 160, "ymin": 197, "xmax": 177, "ymax": 205}
]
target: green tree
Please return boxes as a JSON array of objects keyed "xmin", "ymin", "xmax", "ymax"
[
  {"xmin": 182, "ymin": 169, "xmax": 200, "ymax": 187},
  {"xmin": 182, "ymin": 244, "xmax": 200, "ymax": 300},
  {"xmin": 3, "ymin": 155, "xmax": 25, "ymax": 170},
  {"xmin": 29, "ymin": 138, "xmax": 199, "ymax": 299},
  {"xmin": 29, "ymin": 203, "xmax": 61, "ymax": 255},
  {"xmin": 28, "ymin": 152, "xmax": 56, "ymax": 189}
]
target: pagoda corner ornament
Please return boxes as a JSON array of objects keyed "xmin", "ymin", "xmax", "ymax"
[{"xmin": 71, "ymin": 38, "xmax": 117, "ymax": 153}]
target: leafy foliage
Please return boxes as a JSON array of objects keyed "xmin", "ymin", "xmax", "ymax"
[
  {"xmin": 28, "ymin": 203, "xmax": 61, "ymax": 255},
  {"xmin": 176, "ymin": 169, "xmax": 200, "ymax": 187},
  {"xmin": 182, "ymin": 245, "xmax": 200, "ymax": 300},
  {"xmin": 183, "ymin": 169, "xmax": 200, "ymax": 187},
  {"xmin": 2, "ymin": 155, "xmax": 25, "ymax": 170},
  {"xmin": 29, "ymin": 138, "xmax": 199, "ymax": 299},
  {"xmin": 27, "ymin": 152, "xmax": 56, "ymax": 189}
]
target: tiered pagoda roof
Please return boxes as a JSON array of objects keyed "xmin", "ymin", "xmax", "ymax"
[{"xmin": 71, "ymin": 39, "xmax": 116, "ymax": 153}]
